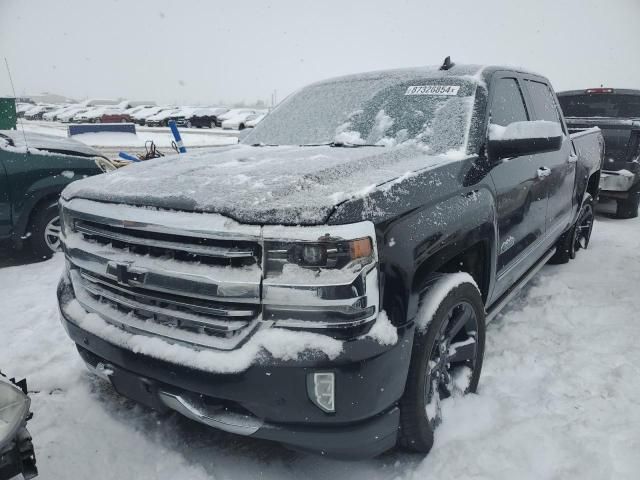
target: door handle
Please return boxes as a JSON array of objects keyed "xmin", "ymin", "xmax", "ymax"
[
  {"xmin": 568, "ymin": 154, "xmax": 578, "ymax": 164},
  {"xmin": 537, "ymin": 167, "xmax": 551, "ymax": 179}
]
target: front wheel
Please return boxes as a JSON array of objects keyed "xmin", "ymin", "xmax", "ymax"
[
  {"xmin": 26, "ymin": 201, "xmax": 61, "ymax": 260},
  {"xmin": 398, "ymin": 275, "xmax": 486, "ymax": 453}
]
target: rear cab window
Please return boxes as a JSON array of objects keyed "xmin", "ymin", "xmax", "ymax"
[{"xmin": 558, "ymin": 93, "xmax": 640, "ymax": 118}]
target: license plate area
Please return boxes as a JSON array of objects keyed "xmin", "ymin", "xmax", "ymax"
[{"xmin": 108, "ymin": 366, "xmax": 169, "ymax": 413}]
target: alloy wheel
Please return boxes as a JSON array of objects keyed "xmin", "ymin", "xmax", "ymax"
[
  {"xmin": 423, "ymin": 301, "xmax": 479, "ymax": 428},
  {"xmin": 44, "ymin": 215, "xmax": 62, "ymax": 252}
]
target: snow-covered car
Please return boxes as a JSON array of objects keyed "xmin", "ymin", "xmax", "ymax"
[
  {"xmin": 57, "ymin": 62, "xmax": 603, "ymax": 459},
  {"xmin": 174, "ymin": 107, "xmax": 229, "ymax": 128},
  {"xmin": 58, "ymin": 107, "xmax": 89, "ymax": 123},
  {"xmin": 42, "ymin": 104, "xmax": 77, "ymax": 121},
  {"xmin": 23, "ymin": 105, "xmax": 57, "ymax": 121},
  {"xmin": 220, "ymin": 109, "xmax": 262, "ymax": 130},
  {"xmin": 245, "ymin": 112, "xmax": 266, "ymax": 128},
  {"xmin": 132, "ymin": 106, "xmax": 171, "ymax": 126},
  {"xmin": 15, "ymin": 102, "xmax": 35, "ymax": 118},
  {"xmin": 72, "ymin": 107, "xmax": 112, "ymax": 123},
  {"xmin": 145, "ymin": 108, "xmax": 181, "ymax": 127}
]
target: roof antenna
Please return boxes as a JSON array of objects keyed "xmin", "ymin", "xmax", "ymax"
[
  {"xmin": 3, "ymin": 57, "xmax": 29, "ymax": 153},
  {"xmin": 439, "ymin": 56, "xmax": 455, "ymax": 71}
]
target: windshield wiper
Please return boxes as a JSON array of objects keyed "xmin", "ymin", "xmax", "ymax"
[
  {"xmin": 251, "ymin": 143, "xmax": 279, "ymax": 147},
  {"xmin": 299, "ymin": 141, "xmax": 384, "ymax": 148}
]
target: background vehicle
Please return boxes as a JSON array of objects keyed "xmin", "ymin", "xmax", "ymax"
[
  {"xmin": 15, "ymin": 102, "xmax": 35, "ymax": 118},
  {"xmin": 0, "ymin": 373, "xmax": 37, "ymax": 479},
  {"xmin": 131, "ymin": 106, "xmax": 169, "ymax": 125},
  {"xmin": 58, "ymin": 107, "xmax": 89, "ymax": 123},
  {"xmin": 0, "ymin": 130, "xmax": 104, "ymax": 258},
  {"xmin": 100, "ymin": 111, "xmax": 133, "ymax": 123},
  {"xmin": 245, "ymin": 112, "xmax": 266, "ymax": 128},
  {"xmin": 175, "ymin": 107, "xmax": 229, "ymax": 128},
  {"xmin": 23, "ymin": 105, "xmax": 56, "ymax": 121},
  {"xmin": 145, "ymin": 108, "xmax": 181, "ymax": 127},
  {"xmin": 57, "ymin": 64, "xmax": 602, "ymax": 458},
  {"xmin": 216, "ymin": 108, "xmax": 259, "ymax": 128},
  {"xmin": 558, "ymin": 88, "xmax": 640, "ymax": 218},
  {"xmin": 42, "ymin": 104, "xmax": 74, "ymax": 121}
]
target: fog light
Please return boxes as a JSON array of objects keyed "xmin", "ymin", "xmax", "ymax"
[{"xmin": 307, "ymin": 372, "xmax": 335, "ymax": 413}]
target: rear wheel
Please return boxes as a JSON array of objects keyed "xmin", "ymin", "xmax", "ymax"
[
  {"xmin": 549, "ymin": 194, "xmax": 594, "ymax": 264},
  {"xmin": 26, "ymin": 201, "xmax": 61, "ymax": 260},
  {"xmin": 398, "ymin": 275, "xmax": 485, "ymax": 453},
  {"xmin": 616, "ymin": 186, "xmax": 640, "ymax": 219}
]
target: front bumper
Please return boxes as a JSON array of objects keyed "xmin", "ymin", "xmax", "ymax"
[{"xmin": 58, "ymin": 280, "xmax": 413, "ymax": 458}]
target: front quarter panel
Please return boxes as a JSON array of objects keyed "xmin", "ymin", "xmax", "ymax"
[{"xmin": 329, "ymin": 156, "xmax": 498, "ymax": 324}]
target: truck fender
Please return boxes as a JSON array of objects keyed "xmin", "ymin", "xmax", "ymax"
[{"xmin": 377, "ymin": 186, "xmax": 497, "ymax": 327}]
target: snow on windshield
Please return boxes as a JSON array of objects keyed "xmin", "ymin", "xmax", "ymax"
[{"xmin": 244, "ymin": 75, "xmax": 478, "ymax": 154}]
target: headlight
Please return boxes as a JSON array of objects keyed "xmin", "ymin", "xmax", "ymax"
[
  {"xmin": 0, "ymin": 380, "xmax": 29, "ymax": 448},
  {"xmin": 265, "ymin": 237, "xmax": 374, "ymax": 274}
]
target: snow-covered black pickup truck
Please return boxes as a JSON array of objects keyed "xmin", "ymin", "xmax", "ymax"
[
  {"xmin": 558, "ymin": 88, "xmax": 640, "ymax": 218},
  {"xmin": 56, "ymin": 62, "xmax": 603, "ymax": 458}
]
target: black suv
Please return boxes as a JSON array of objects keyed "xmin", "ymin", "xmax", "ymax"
[{"xmin": 57, "ymin": 63, "xmax": 603, "ymax": 458}]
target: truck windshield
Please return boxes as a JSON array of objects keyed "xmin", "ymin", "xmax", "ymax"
[
  {"xmin": 243, "ymin": 77, "xmax": 477, "ymax": 154},
  {"xmin": 559, "ymin": 93, "xmax": 640, "ymax": 118}
]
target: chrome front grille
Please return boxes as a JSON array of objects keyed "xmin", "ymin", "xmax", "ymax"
[{"xmin": 62, "ymin": 198, "xmax": 263, "ymax": 351}]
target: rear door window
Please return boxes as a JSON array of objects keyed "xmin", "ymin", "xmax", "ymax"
[{"xmin": 525, "ymin": 80, "xmax": 562, "ymax": 123}]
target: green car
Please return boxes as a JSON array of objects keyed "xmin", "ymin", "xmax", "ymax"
[{"xmin": 0, "ymin": 130, "xmax": 107, "ymax": 259}]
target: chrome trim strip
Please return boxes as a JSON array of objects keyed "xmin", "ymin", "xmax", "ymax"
[
  {"xmin": 73, "ymin": 278, "xmax": 260, "ymax": 351},
  {"xmin": 65, "ymin": 246, "xmax": 261, "ymax": 303},
  {"xmin": 79, "ymin": 276, "xmax": 252, "ymax": 332},
  {"xmin": 158, "ymin": 390, "xmax": 263, "ymax": 435},
  {"xmin": 75, "ymin": 221, "xmax": 256, "ymax": 259},
  {"xmin": 62, "ymin": 198, "xmax": 262, "ymax": 242},
  {"xmin": 80, "ymin": 272, "xmax": 256, "ymax": 320}
]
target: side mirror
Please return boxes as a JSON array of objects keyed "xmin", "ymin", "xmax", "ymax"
[{"xmin": 488, "ymin": 121, "xmax": 563, "ymax": 160}]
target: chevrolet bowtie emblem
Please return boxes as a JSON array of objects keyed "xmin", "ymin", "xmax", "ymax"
[{"xmin": 107, "ymin": 261, "xmax": 146, "ymax": 286}]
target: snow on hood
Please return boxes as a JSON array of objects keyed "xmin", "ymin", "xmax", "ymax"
[
  {"xmin": 0, "ymin": 130, "xmax": 102, "ymax": 158},
  {"xmin": 62, "ymin": 143, "xmax": 463, "ymax": 225}
]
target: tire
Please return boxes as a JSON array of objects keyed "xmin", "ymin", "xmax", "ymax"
[
  {"xmin": 26, "ymin": 201, "xmax": 61, "ymax": 260},
  {"xmin": 186, "ymin": 120, "xmax": 192, "ymax": 128},
  {"xmin": 239, "ymin": 123, "xmax": 245, "ymax": 130},
  {"xmin": 398, "ymin": 275, "xmax": 486, "ymax": 453},
  {"xmin": 549, "ymin": 194, "xmax": 594, "ymax": 264},
  {"xmin": 615, "ymin": 186, "xmax": 640, "ymax": 219}
]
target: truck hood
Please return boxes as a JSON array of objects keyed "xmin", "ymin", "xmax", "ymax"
[{"xmin": 62, "ymin": 144, "xmax": 461, "ymax": 225}]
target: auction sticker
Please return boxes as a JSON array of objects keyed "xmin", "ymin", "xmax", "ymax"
[{"xmin": 404, "ymin": 85, "xmax": 460, "ymax": 96}]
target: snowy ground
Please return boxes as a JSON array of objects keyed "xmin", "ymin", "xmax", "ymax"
[{"xmin": 1, "ymin": 203, "xmax": 639, "ymax": 480}]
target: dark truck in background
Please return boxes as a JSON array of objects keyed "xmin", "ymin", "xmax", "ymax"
[
  {"xmin": 0, "ymin": 131, "xmax": 105, "ymax": 258},
  {"xmin": 558, "ymin": 88, "xmax": 640, "ymax": 218},
  {"xmin": 57, "ymin": 62, "xmax": 603, "ymax": 458}
]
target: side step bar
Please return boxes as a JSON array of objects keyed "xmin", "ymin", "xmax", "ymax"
[{"xmin": 486, "ymin": 248, "xmax": 556, "ymax": 324}]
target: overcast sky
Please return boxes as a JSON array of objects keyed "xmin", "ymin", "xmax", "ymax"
[{"xmin": 1, "ymin": 0, "xmax": 639, "ymax": 106}]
